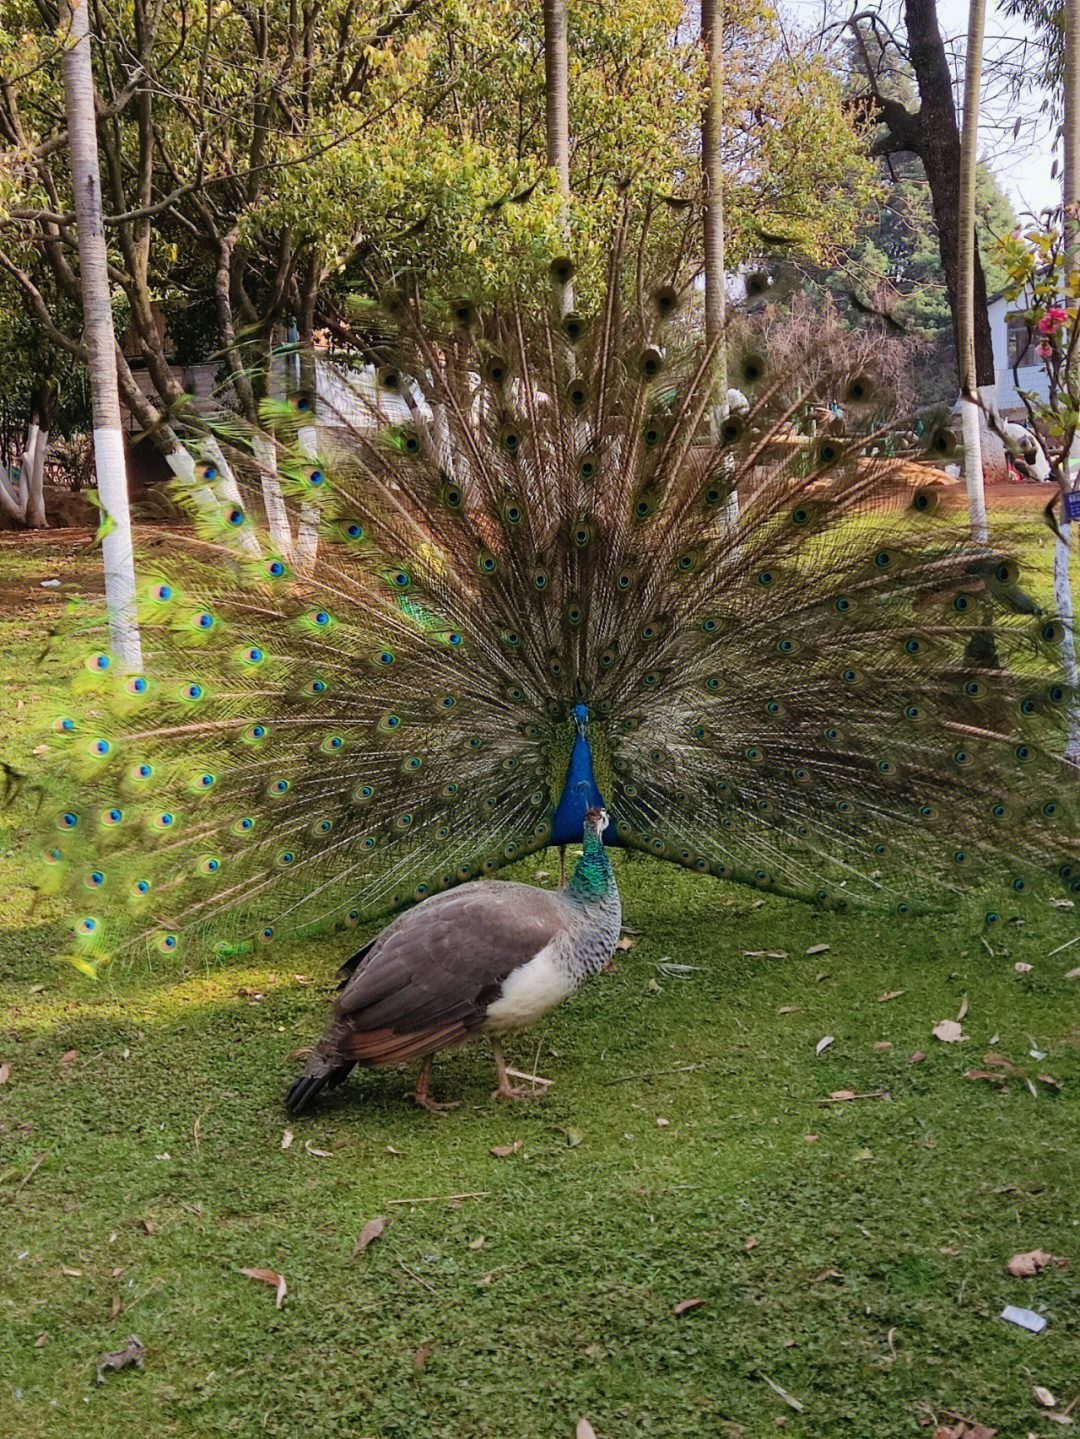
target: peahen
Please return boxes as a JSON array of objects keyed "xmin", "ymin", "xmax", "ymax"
[
  {"xmin": 285, "ymin": 804, "xmax": 619, "ymax": 1111},
  {"xmin": 31, "ymin": 228, "xmax": 1080, "ymax": 1111}
]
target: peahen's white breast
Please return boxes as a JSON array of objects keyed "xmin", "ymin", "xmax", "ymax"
[{"xmin": 481, "ymin": 939, "xmax": 577, "ymax": 1034}]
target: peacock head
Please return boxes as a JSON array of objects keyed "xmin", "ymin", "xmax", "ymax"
[
  {"xmin": 583, "ymin": 805, "xmax": 608, "ymax": 837},
  {"xmin": 573, "ymin": 703, "xmax": 589, "ymax": 734}
]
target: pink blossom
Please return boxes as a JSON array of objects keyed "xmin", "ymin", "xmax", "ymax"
[
  {"xmin": 1038, "ymin": 341, "xmax": 1054, "ymax": 360},
  {"xmin": 1037, "ymin": 306, "xmax": 1069, "ymax": 334}
]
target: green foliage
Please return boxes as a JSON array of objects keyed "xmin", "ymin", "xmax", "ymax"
[
  {"xmin": 997, "ymin": 222, "xmax": 1080, "ymax": 460},
  {"xmin": 0, "ymin": 0, "xmax": 876, "ymax": 421}
]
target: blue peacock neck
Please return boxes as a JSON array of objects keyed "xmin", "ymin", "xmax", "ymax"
[
  {"xmin": 567, "ymin": 821, "xmax": 615, "ymax": 904},
  {"xmin": 550, "ymin": 705, "xmax": 610, "ymax": 847}
]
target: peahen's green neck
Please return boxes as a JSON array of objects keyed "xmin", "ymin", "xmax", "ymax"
[{"xmin": 567, "ymin": 826, "xmax": 615, "ymax": 904}]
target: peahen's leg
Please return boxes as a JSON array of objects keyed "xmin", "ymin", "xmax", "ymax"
[
  {"xmin": 412, "ymin": 1054, "xmax": 460, "ymax": 1113},
  {"xmin": 490, "ymin": 1037, "xmax": 553, "ymax": 1101},
  {"xmin": 558, "ymin": 845, "xmax": 567, "ymax": 888}
]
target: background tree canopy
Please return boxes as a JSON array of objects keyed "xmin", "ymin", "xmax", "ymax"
[{"xmin": 0, "ymin": 0, "xmax": 874, "ymax": 443}]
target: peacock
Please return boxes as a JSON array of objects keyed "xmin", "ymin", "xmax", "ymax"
[{"xmin": 29, "ymin": 225, "xmax": 1080, "ymax": 1111}]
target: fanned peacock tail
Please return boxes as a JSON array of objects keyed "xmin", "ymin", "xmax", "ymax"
[{"xmin": 27, "ymin": 232, "xmax": 1080, "ymax": 973}]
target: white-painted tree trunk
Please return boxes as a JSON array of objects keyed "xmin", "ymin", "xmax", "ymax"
[
  {"xmin": 251, "ymin": 432, "xmax": 294, "ymax": 559},
  {"xmin": 61, "ymin": 0, "xmax": 142, "ymax": 669},
  {"xmin": 957, "ymin": 0, "xmax": 988, "ymax": 542},
  {"xmin": 295, "ymin": 422, "xmax": 321, "ymax": 575}
]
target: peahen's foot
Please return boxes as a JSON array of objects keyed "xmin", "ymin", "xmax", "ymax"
[
  {"xmin": 412, "ymin": 1056, "xmax": 460, "ymax": 1113},
  {"xmin": 489, "ymin": 1039, "xmax": 554, "ymax": 1100},
  {"xmin": 413, "ymin": 1092, "xmax": 461, "ymax": 1113}
]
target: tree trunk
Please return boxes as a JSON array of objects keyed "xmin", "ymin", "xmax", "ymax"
[
  {"xmin": 543, "ymin": 0, "xmax": 572, "ymax": 314},
  {"xmin": 701, "ymin": 0, "xmax": 737, "ymax": 527},
  {"xmin": 957, "ymin": 0, "xmax": 987, "ymax": 540},
  {"xmin": 25, "ymin": 378, "xmax": 55, "ymax": 529},
  {"xmin": 61, "ymin": 0, "xmax": 142, "ymax": 669},
  {"xmin": 863, "ymin": 0, "xmax": 996, "ymax": 390}
]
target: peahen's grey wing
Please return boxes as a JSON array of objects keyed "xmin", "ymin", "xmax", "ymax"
[{"xmin": 333, "ymin": 880, "xmax": 570, "ymax": 1039}]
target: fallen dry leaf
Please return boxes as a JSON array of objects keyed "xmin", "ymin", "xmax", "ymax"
[
  {"xmin": 878, "ymin": 990, "xmax": 905, "ymax": 1003},
  {"xmin": 0, "ymin": 1061, "xmax": 10, "ymax": 1084},
  {"xmin": 777, "ymin": 1005, "xmax": 801, "ymax": 1014},
  {"xmin": 352, "ymin": 1216, "xmax": 388, "ymax": 1256},
  {"xmin": 468, "ymin": 1235, "xmax": 486, "ymax": 1251},
  {"xmin": 806, "ymin": 943, "xmax": 830, "ymax": 956},
  {"xmin": 294, "ymin": 975, "xmax": 310, "ymax": 985},
  {"xmin": 761, "ymin": 1373, "xmax": 804, "ymax": 1412},
  {"xmin": 745, "ymin": 949, "xmax": 788, "ymax": 959},
  {"xmin": 1065, "ymin": 967, "xmax": 1080, "ymax": 979},
  {"xmin": 744, "ymin": 1236, "xmax": 758, "ymax": 1250},
  {"xmin": 489, "ymin": 1139, "xmax": 522, "ymax": 1158},
  {"xmin": 386, "ymin": 1145, "xmax": 405, "ymax": 1156},
  {"xmin": 815, "ymin": 1035, "xmax": 835, "ymax": 1056},
  {"xmin": 414, "ymin": 1344, "xmax": 431, "ymax": 1370},
  {"xmin": 656, "ymin": 1116, "xmax": 670, "ymax": 1127},
  {"xmin": 111, "ymin": 1266, "xmax": 124, "ymax": 1279},
  {"xmin": 60, "ymin": 1050, "xmax": 78, "ymax": 1064},
  {"xmin": 804, "ymin": 1133, "xmax": 818, "ymax": 1143},
  {"xmin": 61, "ymin": 1266, "xmax": 82, "ymax": 1277},
  {"xmin": 280, "ymin": 1129, "xmax": 294, "ymax": 1150},
  {"xmin": 141, "ymin": 1219, "xmax": 156, "ymax": 1235},
  {"xmin": 829, "ymin": 1089, "xmax": 857, "ymax": 1101},
  {"xmin": 672, "ymin": 1297, "xmax": 706, "ymax": 1315},
  {"xmin": 957, "ymin": 994, "xmax": 970, "ymax": 1020},
  {"xmin": 1034, "ymin": 1386, "xmax": 1057, "ymax": 1408},
  {"xmin": 576, "ymin": 1422, "xmax": 598, "ymax": 1439},
  {"xmin": 95, "ymin": 1335, "xmax": 146, "ymax": 1384},
  {"xmin": 109, "ymin": 1295, "xmax": 122, "ymax": 1320},
  {"xmin": 304, "ymin": 1141, "xmax": 333, "ymax": 1158},
  {"xmin": 1015, "ymin": 962, "xmax": 1034, "ymax": 974},
  {"xmin": 240, "ymin": 1266, "xmax": 287, "ymax": 1308},
  {"xmin": 33, "ymin": 1333, "xmax": 48, "ymax": 1347},
  {"xmin": 965, "ymin": 1070, "xmax": 1006, "ymax": 1083},
  {"xmin": 874, "ymin": 1041, "xmax": 893, "ymax": 1051},
  {"xmin": 615, "ymin": 936, "xmax": 636, "ymax": 951},
  {"xmin": 1038, "ymin": 1074, "xmax": 1062, "ymax": 1091},
  {"xmin": 1006, "ymin": 1249, "xmax": 1067, "ymax": 1278},
  {"xmin": 909, "ymin": 1050, "xmax": 926, "ymax": 1064},
  {"xmin": 933, "ymin": 1020, "xmax": 966, "ymax": 1043}
]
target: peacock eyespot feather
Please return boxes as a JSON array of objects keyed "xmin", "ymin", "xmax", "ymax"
[
  {"xmin": 643, "ymin": 422, "xmax": 663, "ymax": 447},
  {"xmin": 453, "ymin": 298, "xmax": 475, "ymax": 329},
  {"xmin": 561, "ymin": 311, "xmax": 585, "ymax": 342},
  {"xmin": 502, "ymin": 497, "xmax": 523, "ymax": 524},
  {"xmin": 322, "ymin": 735, "xmax": 344, "ymax": 753},
  {"xmin": 499, "ymin": 427, "xmax": 522, "ymax": 454},
  {"xmin": 741, "ymin": 354, "xmax": 766, "ymax": 385},
  {"xmin": 639, "ymin": 347, "xmax": 663, "ymax": 378},
  {"xmin": 155, "ymin": 932, "xmax": 179, "ymax": 954},
  {"xmin": 567, "ymin": 605, "xmax": 583, "ymax": 625},
  {"xmin": 345, "ymin": 910, "xmax": 360, "ymax": 926},
  {"xmin": 578, "ymin": 452, "xmax": 599, "ymax": 481},
  {"xmin": 720, "ymin": 416, "xmax": 743, "ymax": 444},
  {"xmin": 125, "ymin": 676, "xmax": 148, "ymax": 694},
  {"xmin": 276, "ymin": 850, "xmax": 295, "ymax": 867},
  {"xmin": 402, "ymin": 431, "xmax": 421, "ymax": 455},
  {"xmin": 573, "ymin": 521, "xmax": 591, "ymax": 547},
  {"xmin": 195, "ymin": 460, "xmax": 218, "ymax": 482},
  {"xmin": 599, "ymin": 649, "xmax": 615, "ymax": 668},
  {"xmin": 88, "ymin": 653, "xmax": 110, "ymax": 673},
  {"xmin": 265, "ymin": 560, "xmax": 287, "ymax": 578},
  {"xmin": 816, "ymin": 441, "xmax": 839, "ymax": 465},
  {"xmin": 567, "ymin": 379, "xmax": 589, "ymax": 410},
  {"xmin": 652, "ymin": 283, "xmax": 679, "ymax": 315},
  {"xmin": 910, "ymin": 487, "xmax": 940, "ymax": 515},
  {"xmin": 533, "ymin": 568, "xmax": 549, "ymax": 590},
  {"xmin": 226, "ymin": 507, "xmax": 245, "ymax": 526},
  {"xmin": 550, "ymin": 255, "xmax": 575, "ymax": 285},
  {"xmin": 198, "ymin": 856, "xmax": 221, "ymax": 875},
  {"xmin": 485, "ymin": 354, "xmax": 509, "ymax": 384},
  {"xmin": 102, "ymin": 808, "xmax": 123, "ymax": 826},
  {"xmin": 477, "ymin": 550, "xmax": 499, "ymax": 575},
  {"xmin": 757, "ymin": 569, "xmax": 776, "ymax": 586},
  {"xmin": 288, "ymin": 390, "xmax": 313, "ymax": 414}
]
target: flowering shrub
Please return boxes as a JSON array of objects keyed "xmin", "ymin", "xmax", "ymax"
[{"xmin": 998, "ymin": 222, "xmax": 1080, "ymax": 470}]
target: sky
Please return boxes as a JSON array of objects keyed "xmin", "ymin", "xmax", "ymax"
[{"xmin": 782, "ymin": 0, "xmax": 1060, "ymax": 222}]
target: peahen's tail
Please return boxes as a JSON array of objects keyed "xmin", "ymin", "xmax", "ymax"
[{"xmin": 28, "ymin": 226, "xmax": 1080, "ymax": 973}]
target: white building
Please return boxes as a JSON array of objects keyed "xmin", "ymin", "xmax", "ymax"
[{"xmin": 987, "ymin": 293, "xmax": 1051, "ymax": 417}]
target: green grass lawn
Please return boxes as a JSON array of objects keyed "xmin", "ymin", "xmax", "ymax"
[{"xmin": 2, "ymin": 531, "xmax": 1080, "ymax": 1439}]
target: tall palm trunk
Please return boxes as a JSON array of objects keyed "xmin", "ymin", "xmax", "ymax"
[
  {"xmin": 957, "ymin": 0, "xmax": 988, "ymax": 542},
  {"xmin": 1057, "ymin": 0, "xmax": 1080, "ymax": 756},
  {"xmin": 61, "ymin": 0, "xmax": 142, "ymax": 669},
  {"xmin": 701, "ymin": 0, "xmax": 735, "ymax": 524},
  {"xmin": 543, "ymin": 0, "xmax": 572, "ymax": 315}
]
